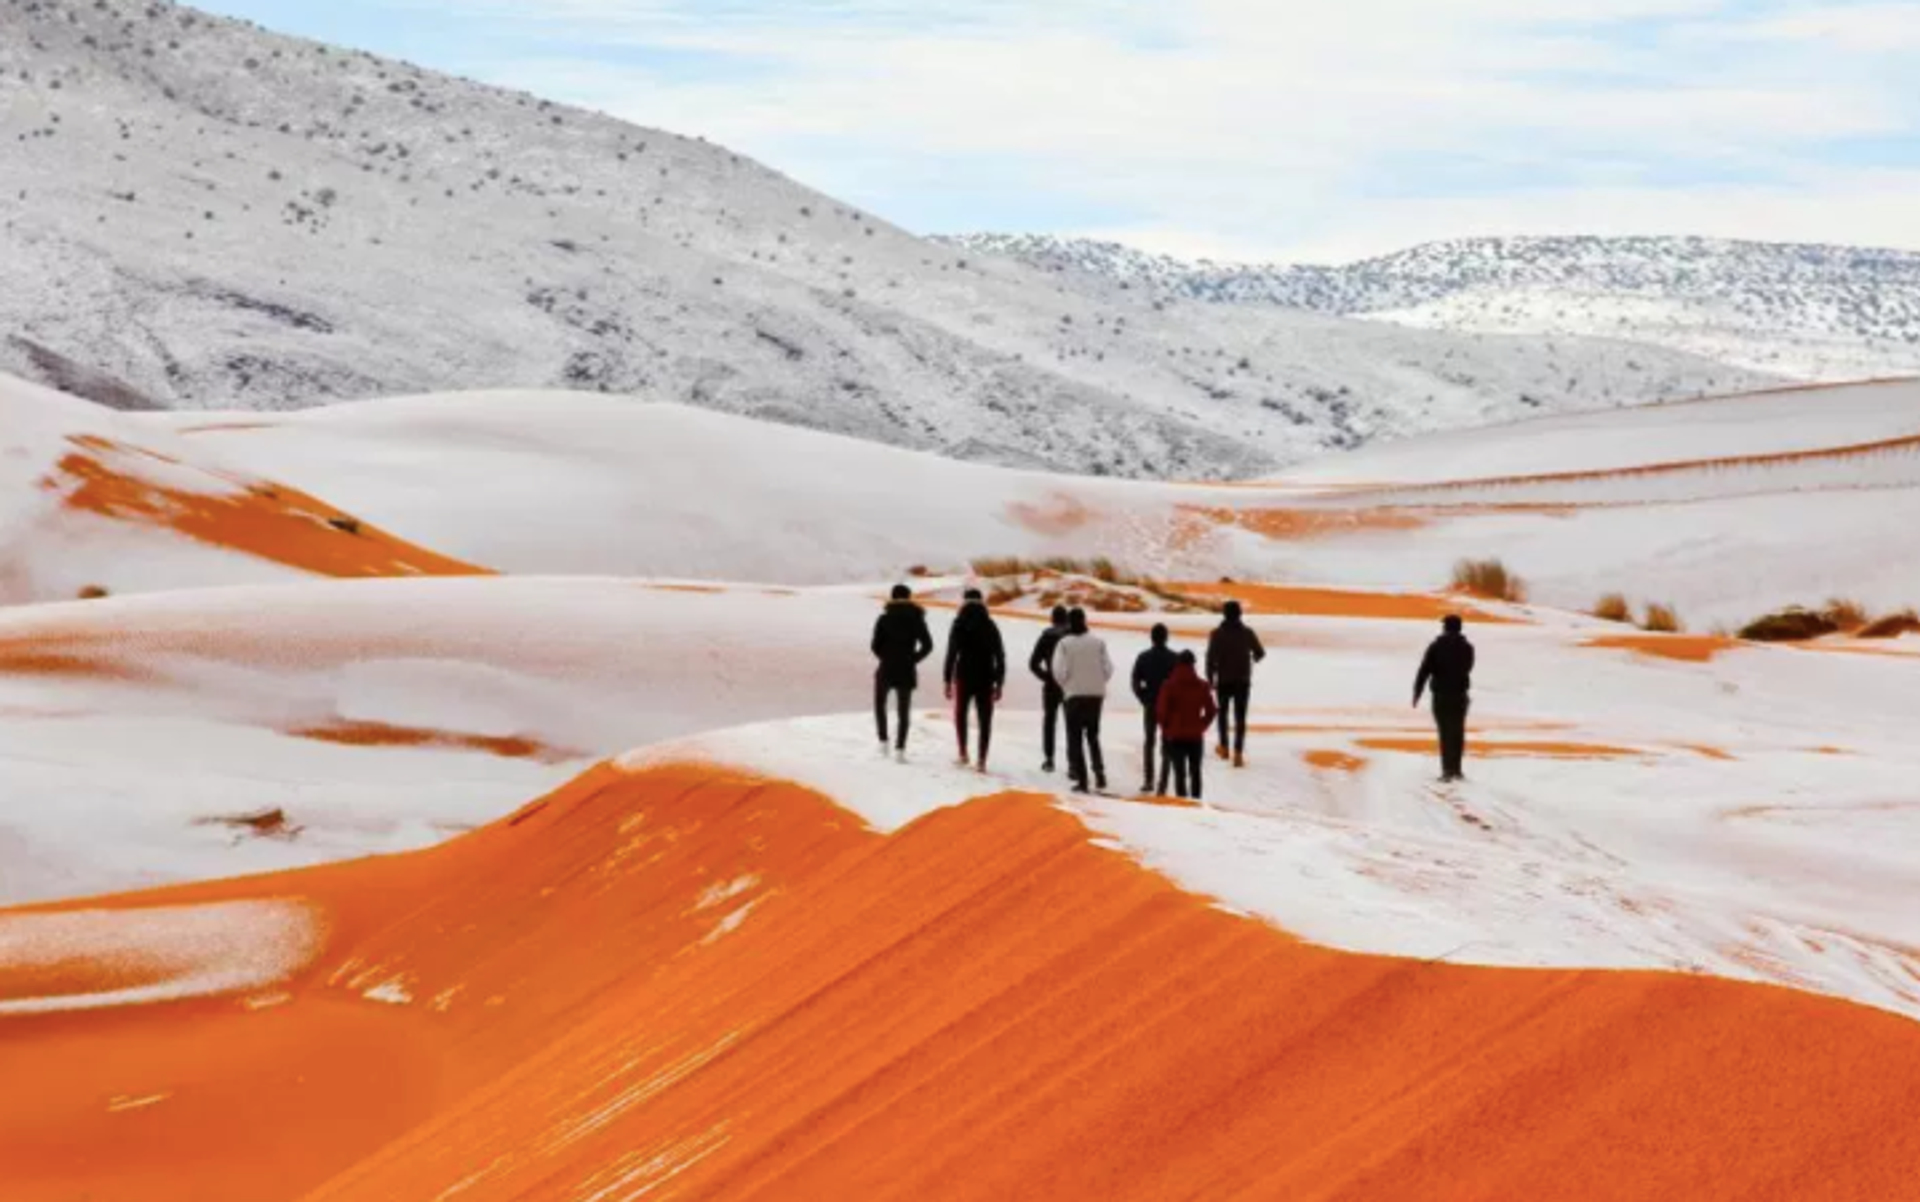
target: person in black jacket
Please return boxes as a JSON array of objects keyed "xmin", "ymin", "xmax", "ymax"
[
  {"xmin": 1131, "ymin": 623, "xmax": 1179, "ymax": 794},
  {"xmin": 1413, "ymin": 614, "xmax": 1476, "ymax": 782},
  {"xmin": 1205, "ymin": 600, "xmax": 1266, "ymax": 768},
  {"xmin": 945, "ymin": 589, "xmax": 1007, "ymax": 772},
  {"xmin": 1028, "ymin": 606, "xmax": 1071, "ymax": 772},
  {"xmin": 871, "ymin": 584, "xmax": 934, "ymax": 758}
]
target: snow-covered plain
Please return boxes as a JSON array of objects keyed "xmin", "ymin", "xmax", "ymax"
[
  {"xmin": 141, "ymin": 376, "xmax": 1920, "ymax": 627},
  {"xmin": 9, "ymin": 367, "xmax": 1920, "ymax": 1199},
  {"xmin": 4, "ymin": 375, "xmax": 1920, "ymax": 1001}
]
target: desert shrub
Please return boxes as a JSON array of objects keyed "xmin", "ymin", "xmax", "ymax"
[
  {"xmin": 967, "ymin": 555, "xmax": 1225, "ymax": 614},
  {"xmin": 969, "ymin": 556, "xmax": 1030, "ymax": 579},
  {"xmin": 1592, "ymin": 593, "xmax": 1632, "ymax": 623},
  {"xmin": 1819, "ymin": 597, "xmax": 1870, "ymax": 631},
  {"xmin": 1450, "ymin": 558, "xmax": 1527, "ymax": 603},
  {"xmin": 1859, "ymin": 609, "xmax": 1920, "ymax": 639},
  {"xmin": 1737, "ymin": 607, "xmax": 1839, "ymax": 643},
  {"xmin": 905, "ymin": 564, "xmax": 932, "ymax": 578},
  {"xmin": 985, "ymin": 585, "xmax": 1025, "ymax": 608},
  {"xmin": 1640, "ymin": 603, "xmax": 1683, "ymax": 633},
  {"xmin": 326, "ymin": 516, "xmax": 362, "ymax": 535},
  {"xmin": 76, "ymin": 584, "xmax": 109, "ymax": 600}
]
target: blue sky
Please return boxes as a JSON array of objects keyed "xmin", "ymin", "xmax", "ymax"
[{"xmin": 195, "ymin": 0, "xmax": 1920, "ymax": 262}]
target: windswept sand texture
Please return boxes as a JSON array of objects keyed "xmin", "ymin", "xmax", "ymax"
[
  {"xmin": 9, "ymin": 765, "xmax": 1920, "ymax": 1202},
  {"xmin": 8, "ymin": 372, "xmax": 1920, "ymax": 1197}
]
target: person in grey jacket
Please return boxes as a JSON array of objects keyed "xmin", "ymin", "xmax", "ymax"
[{"xmin": 1051, "ymin": 608, "xmax": 1113, "ymax": 793}]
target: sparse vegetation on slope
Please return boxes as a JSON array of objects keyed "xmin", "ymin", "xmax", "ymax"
[
  {"xmin": 1450, "ymin": 558, "xmax": 1528, "ymax": 603},
  {"xmin": 1592, "ymin": 593, "xmax": 1632, "ymax": 623},
  {"xmin": 1733, "ymin": 600, "xmax": 1920, "ymax": 643},
  {"xmin": 1737, "ymin": 607, "xmax": 1841, "ymax": 643},
  {"xmin": 1641, "ymin": 603, "xmax": 1683, "ymax": 634},
  {"xmin": 1859, "ymin": 609, "xmax": 1920, "ymax": 639},
  {"xmin": 967, "ymin": 556, "xmax": 1226, "ymax": 613}
]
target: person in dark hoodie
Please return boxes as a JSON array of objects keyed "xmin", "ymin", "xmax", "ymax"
[
  {"xmin": 944, "ymin": 588, "xmax": 1007, "ymax": 772},
  {"xmin": 1131, "ymin": 623, "xmax": 1179, "ymax": 794},
  {"xmin": 871, "ymin": 584, "xmax": 934, "ymax": 759},
  {"xmin": 1413, "ymin": 614, "xmax": 1476, "ymax": 782},
  {"xmin": 1028, "ymin": 606, "xmax": 1071, "ymax": 773},
  {"xmin": 1155, "ymin": 651, "xmax": 1218, "ymax": 800},
  {"xmin": 1205, "ymin": 600, "xmax": 1266, "ymax": 768}
]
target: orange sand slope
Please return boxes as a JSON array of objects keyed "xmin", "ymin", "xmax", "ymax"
[
  {"xmin": 47, "ymin": 433, "xmax": 489, "ymax": 578},
  {"xmin": 6, "ymin": 763, "xmax": 1920, "ymax": 1202},
  {"xmin": 1178, "ymin": 580, "xmax": 1520, "ymax": 623}
]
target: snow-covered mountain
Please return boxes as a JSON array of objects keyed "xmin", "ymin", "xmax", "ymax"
[
  {"xmin": 944, "ymin": 233, "xmax": 1920, "ymax": 383},
  {"xmin": 1, "ymin": 1, "xmax": 1771, "ymax": 479}
]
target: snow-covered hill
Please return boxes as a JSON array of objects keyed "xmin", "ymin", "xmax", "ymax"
[
  {"xmin": 946, "ymin": 233, "xmax": 1920, "ymax": 382},
  {"xmin": 0, "ymin": 0, "xmax": 1769, "ymax": 479}
]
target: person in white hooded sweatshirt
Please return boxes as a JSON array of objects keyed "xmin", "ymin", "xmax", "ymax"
[{"xmin": 1050, "ymin": 608, "xmax": 1113, "ymax": 793}]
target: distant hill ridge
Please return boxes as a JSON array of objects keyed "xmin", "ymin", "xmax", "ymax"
[
  {"xmin": 941, "ymin": 233, "xmax": 1920, "ymax": 381},
  {"xmin": 1, "ymin": 0, "xmax": 1771, "ymax": 478}
]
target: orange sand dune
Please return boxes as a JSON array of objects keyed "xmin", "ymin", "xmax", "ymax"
[
  {"xmin": 1178, "ymin": 580, "xmax": 1519, "ymax": 623},
  {"xmin": 1182, "ymin": 502, "xmax": 1429, "ymax": 540},
  {"xmin": 1586, "ymin": 633, "xmax": 1739, "ymax": 662},
  {"xmin": 1343, "ymin": 426, "xmax": 1920, "ymax": 499},
  {"xmin": 289, "ymin": 719, "xmax": 582, "ymax": 763},
  {"xmin": 0, "ymin": 638, "xmax": 150, "ymax": 679},
  {"xmin": 1359, "ymin": 737, "xmax": 1648, "ymax": 760},
  {"xmin": 45, "ymin": 434, "xmax": 490, "ymax": 578},
  {"xmin": 6, "ymin": 764, "xmax": 1920, "ymax": 1201},
  {"xmin": 1303, "ymin": 749, "xmax": 1367, "ymax": 772}
]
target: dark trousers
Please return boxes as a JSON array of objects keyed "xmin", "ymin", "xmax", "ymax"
[
  {"xmin": 1141, "ymin": 708, "xmax": 1162, "ymax": 789},
  {"xmin": 1040, "ymin": 683, "xmax": 1064, "ymax": 765},
  {"xmin": 1064, "ymin": 696, "xmax": 1106, "ymax": 789},
  {"xmin": 874, "ymin": 675, "xmax": 912, "ymax": 750},
  {"xmin": 1165, "ymin": 739, "xmax": 1204, "ymax": 800},
  {"xmin": 954, "ymin": 683, "xmax": 995, "ymax": 765},
  {"xmin": 1216, "ymin": 682, "xmax": 1251, "ymax": 753},
  {"xmin": 1433, "ymin": 694, "xmax": 1470, "ymax": 779}
]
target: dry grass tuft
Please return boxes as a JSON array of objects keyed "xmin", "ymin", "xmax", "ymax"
[
  {"xmin": 970, "ymin": 554, "xmax": 1223, "ymax": 613},
  {"xmin": 1859, "ymin": 608, "xmax": 1920, "ymax": 639},
  {"xmin": 1640, "ymin": 603, "xmax": 1683, "ymax": 633},
  {"xmin": 1450, "ymin": 558, "xmax": 1528, "ymax": 603},
  {"xmin": 1819, "ymin": 597, "xmax": 1871, "ymax": 631},
  {"xmin": 969, "ymin": 556, "xmax": 1030, "ymax": 580},
  {"xmin": 1591, "ymin": 593, "xmax": 1632, "ymax": 623},
  {"xmin": 1737, "ymin": 606, "xmax": 1840, "ymax": 643}
]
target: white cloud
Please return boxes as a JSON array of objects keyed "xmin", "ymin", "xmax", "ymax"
[{"xmin": 377, "ymin": 0, "xmax": 1920, "ymax": 260}]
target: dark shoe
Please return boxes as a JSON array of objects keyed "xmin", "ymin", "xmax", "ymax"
[
  {"xmin": 1215, "ymin": 744, "xmax": 1230, "ymax": 761},
  {"xmin": 1042, "ymin": 760, "xmax": 1055, "ymax": 773},
  {"xmin": 1070, "ymin": 782, "xmax": 1090, "ymax": 794},
  {"xmin": 1140, "ymin": 781, "xmax": 1155, "ymax": 795},
  {"xmin": 1094, "ymin": 775, "xmax": 1108, "ymax": 793}
]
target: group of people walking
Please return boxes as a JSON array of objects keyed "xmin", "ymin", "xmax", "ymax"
[{"xmin": 872, "ymin": 584, "xmax": 1477, "ymax": 793}]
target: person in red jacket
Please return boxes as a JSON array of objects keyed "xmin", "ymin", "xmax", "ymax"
[{"xmin": 1154, "ymin": 651, "xmax": 1219, "ymax": 800}]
